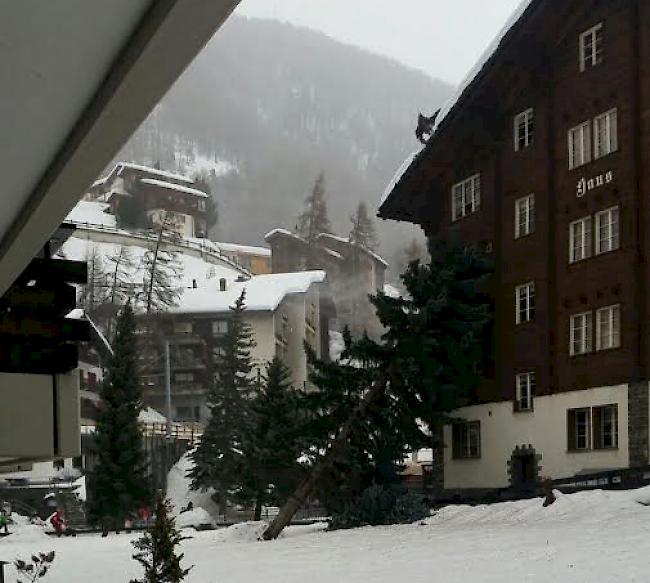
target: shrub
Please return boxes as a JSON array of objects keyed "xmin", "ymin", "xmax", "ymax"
[{"xmin": 329, "ymin": 484, "xmax": 430, "ymax": 530}]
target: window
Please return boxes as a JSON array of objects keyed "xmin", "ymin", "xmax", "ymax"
[
  {"xmin": 568, "ymin": 122, "xmax": 592, "ymax": 169},
  {"xmin": 452, "ymin": 421, "xmax": 481, "ymax": 459},
  {"xmin": 593, "ymin": 404, "xmax": 618, "ymax": 449},
  {"xmin": 579, "ymin": 23, "xmax": 604, "ymax": 72},
  {"xmin": 570, "ymin": 311, "xmax": 593, "ymax": 355},
  {"xmin": 212, "ymin": 320, "xmax": 228, "ymax": 336},
  {"xmin": 515, "ymin": 282, "xmax": 535, "ymax": 324},
  {"xmin": 515, "ymin": 194, "xmax": 535, "ymax": 238},
  {"xmin": 595, "ymin": 207, "xmax": 619, "ymax": 255},
  {"xmin": 514, "ymin": 108, "xmax": 534, "ymax": 151},
  {"xmin": 197, "ymin": 199, "xmax": 206, "ymax": 212},
  {"xmin": 569, "ymin": 216, "xmax": 592, "ymax": 262},
  {"xmin": 596, "ymin": 304, "xmax": 620, "ymax": 351},
  {"xmin": 594, "ymin": 109, "xmax": 618, "ymax": 159},
  {"xmin": 173, "ymin": 321, "xmax": 193, "ymax": 335},
  {"xmin": 451, "ymin": 174, "xmax": 481, "ymax": 221},
  {"xmin": 515, "ymin": 372, "xmax": 535, "ymax": 411},
  {"xmin": 567, "ymin": 408, "xmax": 591, "ymax": 450},
  {"xmin": 175, "ymin": 372, "xmax": 194, "ymax": 383}
]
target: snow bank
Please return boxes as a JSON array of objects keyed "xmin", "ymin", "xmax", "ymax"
[
  {"xmin": 139, "ymin": 407, "xmax": 167, "ymax": 423},
  {"xmin": 215, "ymin": 521, "xmax": 269, "ymax": 543},
  {"xmin": 166, "ymin": 453, "xmax": 220, "ymax": 520},
  {"xmin": 175, "ymin": 508, "xmax": 215, "ymax": 529}
]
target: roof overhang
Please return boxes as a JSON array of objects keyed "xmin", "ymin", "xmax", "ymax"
[{"xmin": 0, "ymin": 0, "xmax": 240, "ymax": 296}]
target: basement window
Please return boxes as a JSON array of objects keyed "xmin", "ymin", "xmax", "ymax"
[{"xmin": 452, "ymin": 421, "xmax": 481, "ymax": 459}]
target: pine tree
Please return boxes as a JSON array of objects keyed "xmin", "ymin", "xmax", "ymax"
[
  {"xmin": 87, "ymin": 304, "xmax": 152, "ymax": 530},
  {"xmin": 232, "ymin": 357, "xmax": 306, "ymax": 520},
  {"xmin": 130, "ymin": 496, "xmax": 192, "ymax": 583},
  {"xmin": 297, "ymin": 173, "xmax": 332, "ymax": 245},
  {"xmin": 188, "ymin": 290, "xmax": 256, "ymax": 513},
  {"xmin": 349, "ymin": 201, "xmax": 378, "ymax": 251},
  {"xmin": 263, "ymin": 235, "xmax": 493, "ymax": 539}
]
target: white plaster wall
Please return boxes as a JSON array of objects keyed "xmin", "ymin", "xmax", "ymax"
[
  {"xmin": 247, "ymin": 312, "xmax": 275, "ymax": 383},
  {"xmin": 0, "ymin": 371, "xmax": 80, "ymax": 462},
  {"xmin": 443, "ymin": 384, "xmax": 630, "ymax": 490}
]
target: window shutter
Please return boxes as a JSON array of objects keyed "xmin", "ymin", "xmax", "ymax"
[
  {"xmin": 592, "ymin": 407, "xmax": 602, "ymax": 449},
  {"xmin": 567, "ymin": 409, "xmax": 576, "ymax": 450}
]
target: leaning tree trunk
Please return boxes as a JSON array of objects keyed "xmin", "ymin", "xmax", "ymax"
[{"xmin": 262, "ymin": 376, "xmax": 387, "ymax": 540}]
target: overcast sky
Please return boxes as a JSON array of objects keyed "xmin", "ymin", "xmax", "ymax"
[{"xmin": 236, "ymin": 0, "xmax": 524, "ymax": 85}]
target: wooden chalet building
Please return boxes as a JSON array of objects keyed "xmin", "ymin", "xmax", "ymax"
[{"xmin": 380, "ymin": 0, "xmax": 650, "ymax": 495}]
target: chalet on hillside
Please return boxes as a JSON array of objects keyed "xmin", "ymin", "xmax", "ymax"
[
  {"xmin": 380, "ymin": 0, "xmax": 650, "ymax": 496},
  {"xmin": 89, "ymin": 162, "xmax": 210, "ymax": 238}
]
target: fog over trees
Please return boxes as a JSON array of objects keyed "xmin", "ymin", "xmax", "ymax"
[{"xmin": 115, "ymin": 16, "xmax": 452, "ymax": 273}]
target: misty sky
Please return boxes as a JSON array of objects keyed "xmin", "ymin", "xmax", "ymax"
[{"xmin": 236, "ymin": 0, "xmax": 524, "ymax": 85}]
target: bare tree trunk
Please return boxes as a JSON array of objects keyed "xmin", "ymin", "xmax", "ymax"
[
  {"xmin": 262, "ymin": 376, "xmax": 387, "ymax": 540},
  {"xmin": 144, "ymin": 213, "xmax": 169, "ymax": 314}
]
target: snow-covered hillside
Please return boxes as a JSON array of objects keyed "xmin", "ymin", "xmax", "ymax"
[{"xmin": 3, "ymin": 487, "xmax": 650, "ymax": 582}]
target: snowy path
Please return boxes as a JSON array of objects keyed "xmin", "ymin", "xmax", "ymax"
[{"xmin": 2, "ymin": 488, "xmax": 650, "ymax": 583}]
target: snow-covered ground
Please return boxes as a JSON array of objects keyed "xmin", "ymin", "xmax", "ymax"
[{"xmin": 2, "ymin": 487, "xmax": 650, "ymax": 582}]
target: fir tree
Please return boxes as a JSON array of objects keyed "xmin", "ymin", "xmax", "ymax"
[
  {"xmin": 263, "ymin": 235, "xmax": 493, "ymax": 539},
  {"xmin": 130, "ymin": 496, "xmax": 192, "ymax": 583},
  {"xmin": 87, "ymin": 304, "xmax": 152, "ymax": 531},
  {"xmin": 188, "ymin": 290, "xmax": 256, "ymax": 513},
  {"xmin": 297, "ymin": 173, "xmax": 332, "ymax": 246},
  {"xmin": 349, "ymin": 201, "xmax": 378, "ymax": 251},
  {"xmin": 232, "ymin": 357, "xmax": 306, "ymax": 520}
]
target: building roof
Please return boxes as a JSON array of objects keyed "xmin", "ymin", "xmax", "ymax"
[
  {"xmin": 140, "ymin": 177, "xmax": 209, "ymax": 199},
  {"xmin": 118, "ymin": 162, "xmax": 195, "ymax": 184},
  {"xmin": 316, "ymin": 233, "xmax": 389, "ymax": 268},
  {"xmin": 379, "ymin": 0, "xmax": 538, "ymax": 216},
  {"xmin": 65, "ymin": 201, "xmax": 116, "ymax": 228},
  {"xmin": 171, "ymin": 270, "xmax": 327, "ymax": 315},
  {"xmin": 264, "ymin": 228, "xmax": 307, "ymax": 244}
]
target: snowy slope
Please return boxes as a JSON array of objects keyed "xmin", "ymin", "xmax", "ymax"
[{"xmin": 3, "ymin": 487, "xmax": 650, "ymax": 583}]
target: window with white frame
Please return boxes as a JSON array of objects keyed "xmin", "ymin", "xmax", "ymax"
[
  {"xmin": 596, "ymin": 304, "xmax": 620, "ymax": 351},
  {"xmin": 451, "ymin": 174, "xmax": 481, "ymax": 221},
  {"xmin": 570, "ymin": 311, "xmax": 593, "ymax": 355},
  {"xmin": 515, "ymin": 372, "xmax": 535, "ymax": 411},
  {"xmin": 212, "ymin": 319, "xmax": 228, "ymax": 336},
  {"xmin": 595, "ymin": 206, "xmax": 619, "ymax": 255},
  {"xmin": 197, "ymin": 199, "xmax": 206, "ymax": 212},
  {"xmin": 515, "ymin": 194, "xmax": 535, "ymax": 238},
  {"xmin": 452, "ymin": 421, "xmax": 481, "ymax": 459},
  {"xmin": 568, "ymin": 122, "xmax": 592, "ymax": 169},
  {"xmin": 579, "ymin": 23, "xmax": 604, "ymax": 72},
  {"xmin": 594, "ymin": 109, "xmax": 618, "ymax": 159},
  {"xmin": 593, "ymin": 404, "xmax": 618, "ymax": 449},
  {"xmin": 515, "ymin": 281, "xmax": 535, "ymax": 324},
  {"xmin": 568, "ymin": 408, "xmax": 591, "ymax": 450},
  {"xmin": 569, "ymin": 216, "xmax": 592, "ymax": 263},
  {"xmin": 514, "ymin": 108, "xmax": 534, "ymax": 151}
]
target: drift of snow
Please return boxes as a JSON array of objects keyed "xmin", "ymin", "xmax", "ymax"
[
  {"xmin": 175, "ymin": 508, "xmax": 215, "ymax": 529},
  {"xmin": 166, "ymin": 452, "xmax": 221, "ymax": 521},
  {"xmin": 138, "ymin": 407, "xmax": 167, "ymax": 423},
  {"xmin": 65, "ymin": 201, "xmax": 116, "ymax": 228},
  {"xmin": 3, "ymin": 486, "xmax": 650, "ymax": 582}
]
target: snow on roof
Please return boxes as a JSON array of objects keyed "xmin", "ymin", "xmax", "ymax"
[
  {"xmin": 65, "ymin": 201, "xmax": 116, "ymax": 228},
  {"xmin": 140, "ymin": 178, "xmax": 209, "ymax": 198},
  {"xmin": 215, "ymin": 242, "xmax": 271, "ymax": 257},
  {"xmin": 316, "ymin": 233, "xmax": 389, "ymax": 267},
  {"xmin": 171, "ymin": 270, "xmax": 326, "ymax": 314},
  {"xmin": 430, "ymin": 0, "xmax": 535, "ymax": 138},
  {"xmin": 322, "ymin": 247, "xmax": 343, "ymax": 261},
  {"xmin": 379, "ymin": 147, "xmax": 424, "ymax": 208},
  {"xmin": 117, "ymin": 162, "xmax": 194, "ymax": 184},
  {"xmin": 264, "ymin": 228, "xmax": 306, "ymax": 243},
  {"xmin": 379, "ymin": 0, "xmax": 535, "ymax": 211}
]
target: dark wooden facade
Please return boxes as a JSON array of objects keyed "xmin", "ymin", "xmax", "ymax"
[{"xmin": 380, "ymin": 0, "xmax": 650, "ymax": 403}]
